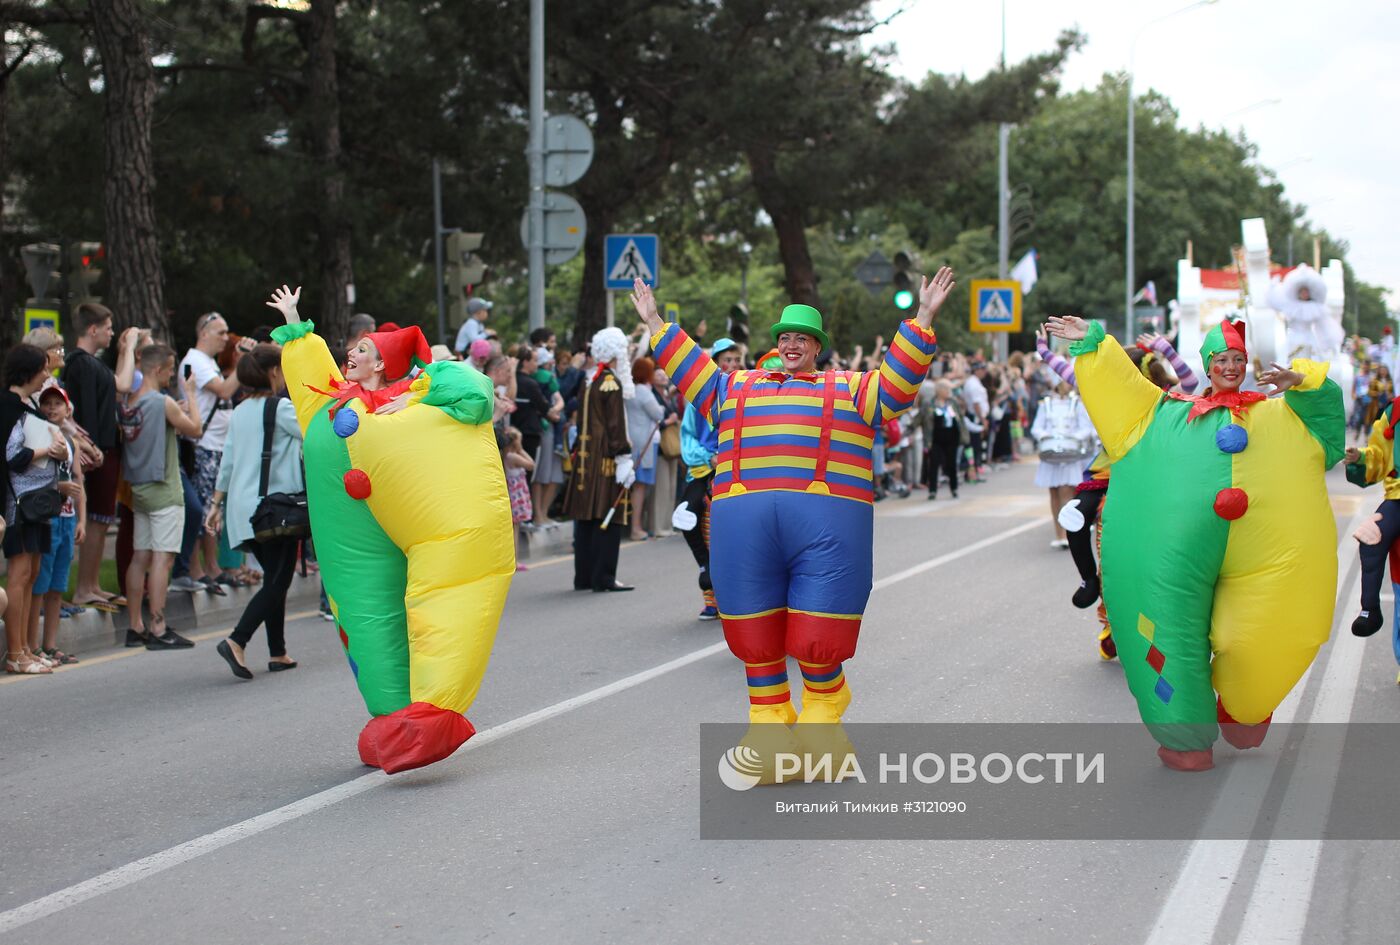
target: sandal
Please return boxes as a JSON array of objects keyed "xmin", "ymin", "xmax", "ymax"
[
  {"xmin": 216, "ymin": 571, "xmax": 249, "ymax": 587},
  {"xmin": 41, "ymin": 647, "xmax": 79, "ymax": 665},
  {"xmin": 4, "ymin": 654, "xmax": 52, "ymax": 675}
]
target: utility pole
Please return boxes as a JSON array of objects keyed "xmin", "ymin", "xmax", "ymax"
[
  {"xmin": 996, "ymin": 123, "xmax": 1011, "ymax": 363},
  {"xmin": 433, "ymin": 159, "xmax": 447, "ymax": 345},
  {"xmin": 526, "ymin": 0, "xmax": 546, "ymax": 331}
]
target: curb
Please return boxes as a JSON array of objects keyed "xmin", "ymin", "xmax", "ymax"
[{"xmin": 54, "ymin": 574, "xmax": 324, "ymax": 656}]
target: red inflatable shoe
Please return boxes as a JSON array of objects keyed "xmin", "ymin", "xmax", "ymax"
[
  {"xmin": 1157, "ymin": 746, "xmax": 1214, "ymax": 772},
  {"xmin": 357, "ymin": 702, "xmax": 475, "ymax": 774},
  {"xmin": 1217, "ymin": 697, "xmax": 1271, "ymax": 750}
]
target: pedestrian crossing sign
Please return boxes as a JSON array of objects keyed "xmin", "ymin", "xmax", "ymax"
[
  {"xmin": 970, "ymin": 280, "xmax": 1022, "ymax": 332},
  {"xmin": 605, "ymin": 233, "xmax": 660, "ymax": 290}
]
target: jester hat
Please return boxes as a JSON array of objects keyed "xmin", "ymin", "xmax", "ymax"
[
  {"xmin": 366, "ymin": 325, "xmax": 432, "ymax": 382},
  {"xmin": 1199, "ymin": 317, "xmax": 1247, "ymax": 369}
]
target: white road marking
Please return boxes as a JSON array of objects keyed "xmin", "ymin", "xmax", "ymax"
[
  {"xmin": 0, "ymin": 517, "xmax": 1041, "ymax": 935},
  {"xmin": 1141, "ymin": 502, "xmax": 1369, "ymax": 945}
]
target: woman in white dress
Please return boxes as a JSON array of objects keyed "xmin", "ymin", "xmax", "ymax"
[{"xmin": 1030, "ymin": 379, "xmax": 1096, "ymax": 548}]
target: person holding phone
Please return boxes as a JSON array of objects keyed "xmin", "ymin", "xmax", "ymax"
[{"xmin": 178, "ymin": 314, "xmax": 249, "ymax": 592}]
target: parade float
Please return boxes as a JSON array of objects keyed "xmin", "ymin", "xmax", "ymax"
[{"xmin": 1171, "ymin": 217, "xmax": 1352, "ymax": 414}]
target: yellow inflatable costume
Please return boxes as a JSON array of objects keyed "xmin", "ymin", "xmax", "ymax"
[
  {"xmin": 1071, "ymin": 317, "xmax": 1344, "ymax": 769},
  {"xmin": 271, "ymin": 317, "xmax": 514, "ymax": 773}
]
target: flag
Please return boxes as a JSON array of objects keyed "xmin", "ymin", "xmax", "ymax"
[
  {"xmin": 1133, "ymin": 280, "xmax": 1158, "ymax": 306},
  {"xmin": 1010, "ymin": 249, "xmax": 1038, "ymax": 295}
]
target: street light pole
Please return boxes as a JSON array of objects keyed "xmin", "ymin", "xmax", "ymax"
[
  {"xmin": 1127, "ymin": 0, "xmax": 1218, "ymax": 340},
  {"xmin": 526, "ymin": 0, "xmax": 545, "ymax": 331}
]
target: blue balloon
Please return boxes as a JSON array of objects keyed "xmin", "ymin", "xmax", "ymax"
[
  {"xmin": 333, "ymin": 408, "xmax": 360, "ymax": 438},
  {"xmin": 1215, "ymin": 423, "xmax": 1248, "ymax": 454}
]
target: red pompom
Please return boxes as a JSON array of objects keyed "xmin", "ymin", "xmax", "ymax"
[
  {"xmin": 1213, "ymin": 487, "xmax": 1248, "ymax": 520},
  {"xmin": 344, "ymin": 468, "xmax": 372, "ymax": 500}
]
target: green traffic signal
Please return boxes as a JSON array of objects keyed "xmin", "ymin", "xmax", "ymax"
[{"xmin": 894, "ymin": 289, "xmax": 915, "ymax": 310}]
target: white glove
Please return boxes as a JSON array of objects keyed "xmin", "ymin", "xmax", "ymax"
[
  {"xmin": 615, "ymin": 455, "xmax": 635, "ymax": 488},
  {"xmin": 1057, "ymin": 498, "xmax": 1085, "ymax": 533},
  {"xmin": 672, "ymin": 501, "xmax": 698, "ymax": 532}
]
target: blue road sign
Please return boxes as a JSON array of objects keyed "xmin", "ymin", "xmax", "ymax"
[{"xmin": 605, "ymin": 234, "xmax": 660, "ymax": 290}]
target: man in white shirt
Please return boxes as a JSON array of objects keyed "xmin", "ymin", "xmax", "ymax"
[
  {"xmin": 961, "ymin": 359, "xmax": 991, "ymax": 475},
  {"xmin": 176, "ymin": 313, "xmax": 250, "ymax": 590},
  {"xmin": 452, "ymin": 297, "xmax": 494, "ymax": 356}
]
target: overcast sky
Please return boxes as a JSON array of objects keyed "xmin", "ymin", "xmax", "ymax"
[{"xmin": 867, "ymin": 0, "xmax": 1400, "ymax": 304}]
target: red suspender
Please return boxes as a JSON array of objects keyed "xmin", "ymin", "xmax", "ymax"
[
  {"xmin": 728, "ymin": 371, "xmax": 763, "ymax": 489},
  {"xmin": 811, "ymin": 370, "xmax": 836, "ymax": 489}
]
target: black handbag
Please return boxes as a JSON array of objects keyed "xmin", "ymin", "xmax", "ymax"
[
  {"xmin": 249, "ymin": 399, "xmax": 310, "ymax": 543},
  {"xmin": 16, "ymin": 487, "xmax": 63, "ymax": 525}
]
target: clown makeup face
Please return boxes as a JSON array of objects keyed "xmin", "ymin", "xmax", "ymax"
[
  {"xmin": 777, "ymin": 331, "xmax": 818, "ymax": 373},
  {"xmin": 1210, "ymin": 349, "xmax": 1247, "ymax": 392},
  {"xmin": 716, "ymin": 349, "xmax": 743, "ymax": 374},
  {"xmin": 345, "ymin": 338, "xmax": 385, "ymax": 384},
  {"xmin": 1297, "ymin": 287, "xmax": 1311, "ymax": 302}
]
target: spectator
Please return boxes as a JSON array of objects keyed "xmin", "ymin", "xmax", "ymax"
[
  {"xmin": 64, "ymin": 302, "xmax": 122, "ymax": 610},
  {"xmin": 530, "ymin": 347, "xmax": 567, "ymax": 526},
  {"xmin": 430, "ymin": 344, "xmax": 457, "ymax": 363},
  {"xmin": 502, "ymin": 426, "xmax": 534, "ymax": 570},
  {"xmin": 484, "ymin": 354, "xmax": 518, "ymax": 431},
  {"xmin": 921, "ymin": 379, "xmax": 966, "ymax": 500},
  {"xmin": 346, "ymin": 313, "xmax": 376, "ymax": 352},
  {"xmin": 452, "ymin": 297, "xmax": 494, "ymax": 355},
  {"xmin": 511, "ymin": 344, "xmax": 554, "ymax": 463},
  {"xmin": 624, "ymin": 356, "xmax": 664, "ymax": 541},
  {"xmin": 467, "ymin": 338, "xmax": 491, "ymax": 371},
  {"xmin": 204, "ymin": 345, "xmax": 304, "ymax": 679},
  {"xmin": 26, "ymin": 385, "xmax": 85, "ymax": 665},
  {"xmin": 180, "ymin": 313, "xmax": 251, "ymax": 591},
  {"xmin": 122, "ymin": 344, "xmax": 202, "ymax": 649},
  {"xmin": 647, "ymin": 367, "xmax": 681, "ymax": 538},
  {"xmin": 4, "ymin": 344, "xmax": 72, "ymax": 675}
]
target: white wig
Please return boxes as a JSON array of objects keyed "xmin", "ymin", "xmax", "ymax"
[{"xmin": 590, "ymin": 326, "xmax": 635, "ymax": 399}]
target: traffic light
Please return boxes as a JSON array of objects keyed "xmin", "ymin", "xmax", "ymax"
[
  {"xmin": 20, "ymin": 243, "xmax": 61, "ymax": 302},
  {"xmin": 444, "ymin": 231, "xmax": 487, "ymax": 327},
  {"xmin": 892, "ymin": 250, "xmax": 916, "ymax": 310},
  {"xmin": 728, "ymin": 302, "xmax": 749, "ymax": 346},
  {"xmin": 66, "ymin": 241, "xmax": 104, "ymax": 302}
]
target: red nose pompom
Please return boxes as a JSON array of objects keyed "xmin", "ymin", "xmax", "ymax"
[{"xmin": 1213, "ymin": 487, "xmax": 1247, "ymax": 521}]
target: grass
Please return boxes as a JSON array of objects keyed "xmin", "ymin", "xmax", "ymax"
[{"xmin": 0, "ymin": 559, "xmax": 120, "ymax": 596}]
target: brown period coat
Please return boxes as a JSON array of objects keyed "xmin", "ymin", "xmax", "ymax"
[{"xmin": 562, "ymin": 367, "xmax": 632, "ymax": 524}]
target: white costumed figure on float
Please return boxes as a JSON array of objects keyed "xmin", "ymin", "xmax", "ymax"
[{"xmin": 1268, "ymin": 265, "xmax": 1344, "ymax": 362}]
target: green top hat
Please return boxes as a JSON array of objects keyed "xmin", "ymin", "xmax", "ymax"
[{"xmin": 770, "ymin": 304, "xmax": 829, "ymax": 351}]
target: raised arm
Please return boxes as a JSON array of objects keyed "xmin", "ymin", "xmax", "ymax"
[
  {"xmin": 1138, "ymin": 331, "xmax": 1198, "ymax": 393},
  {"xmin": 266, "ymin": 284, "xmax": 343, "ymax": 430},
  {"xmin": 1046, "ymin": 316, "xmax": 1162, "ymax": 462},
  {"xmin": 852, "ymin": 268, "xmax": 952, "ymax": 425},
  {"xmin": 634, "ymin": 280, "xmax": 725, "ymax": 424},
  {"xmin": 1035, "ymin": 327, "xmax": 1076, "ymax": 387}
]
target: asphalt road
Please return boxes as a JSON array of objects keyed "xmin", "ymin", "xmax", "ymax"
[{"xmin": 1, "ymin": 462, "xmax": 1396, "ymax": 945}]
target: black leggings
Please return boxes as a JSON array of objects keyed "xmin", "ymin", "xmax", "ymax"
[
  {"xmin": 1066, "ymin": 488, "xmax": 1105, "ymax": 584},
  {"xmin": 230, "ymin": 537, "xmax": 299, "ymax": 657},
  {"xmin": 1359, "ymin": 499, "xmax": 1400, "ymax": 613},
  {"xmin": 925, "ymin": 440, "xmax": 960, "ymax": 496},
  {"xmin": 679, "ymin": 473, "xmax": 713, "ymax": 591}
]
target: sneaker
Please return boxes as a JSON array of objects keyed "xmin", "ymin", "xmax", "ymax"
[
  {"xmin": 698, "ymin": 605, "xmax": 719, "ymax": 621},
  {"xmin": 125, "ymin": 629, "xmax": 148, "ymax": 647},
  {"xmin": 169, "ymin": 575, "xmax": 205, "ymax": 593},
  {"xmin": 319, "ymin": 610, "xmax": 336, "ymax": 622},
  {"xmin": 146, "ymin": 629, "xmax": 195, "ymax": 650}
]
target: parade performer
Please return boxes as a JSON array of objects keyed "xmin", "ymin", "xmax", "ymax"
[
  {"xmin": 562, "ymin": 327, "xmax": 636, "ymax": 593},
  {"xmin": 266, "ymin": 286, "xmax": 513, "ymax": 774},
  {"xmin": 1344, "ymin": 395, "xmax": 1400, "ymax": 641},
  {"xmin": 1267, "ymin": 264, "xmax": 1344, "ymax": 361},
  {"xmin": 637, "ymin": 268, "xmax": 954, "ymax": 775},
  {"xmin": 1044, "ymin": 330, "xmax": 1200, "ymax": 659},
  {"xmin": 676, "ymin": 337, "xmax": 742, "ymax": 620},
  {"xmin": 1046, "ymin": 313, "xmax": 1344, "ymax": 771}
]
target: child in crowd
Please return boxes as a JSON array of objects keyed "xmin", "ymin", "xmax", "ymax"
[
  {"xmin": 502, "ymin": 426, "xmax": 534, "ymax": 572},
  {"xmin": 27, "ymin": 385, "xmax": 86, "ymax": 664}
]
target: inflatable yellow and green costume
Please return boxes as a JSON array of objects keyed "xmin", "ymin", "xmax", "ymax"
[
  {"xmin": 1071, "ymin": 318, "xmax": 1344, "ymax": 768},
  {"xmin": 271, "ymin": 318, "xmax": 514, "ymax": 773}
]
